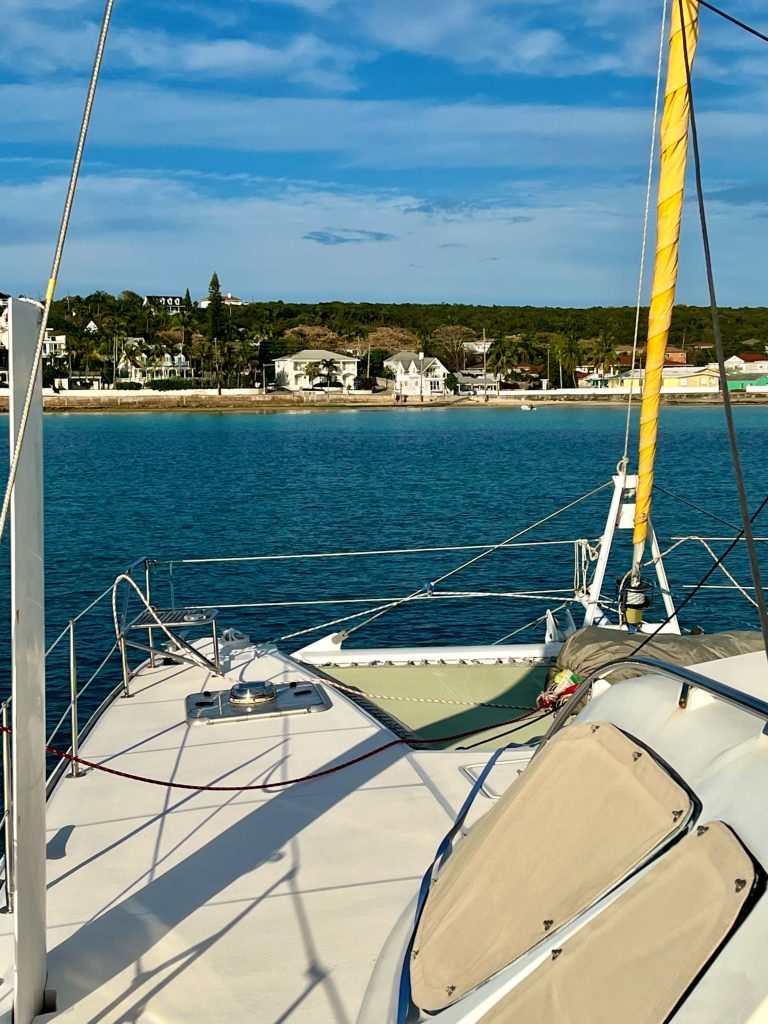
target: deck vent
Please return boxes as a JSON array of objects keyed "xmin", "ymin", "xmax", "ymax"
[
  {"xmin": 229, "ymin": 680, "xmax": 277, "ymax": 706},
  {"xmin": 186, "ymin": 678, "xmax": 330, "ymax": 725}
]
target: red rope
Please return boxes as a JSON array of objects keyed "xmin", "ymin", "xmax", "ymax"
[{"xmin": 0, "ymin": 710, "xmax": 543, "ymax": 792}]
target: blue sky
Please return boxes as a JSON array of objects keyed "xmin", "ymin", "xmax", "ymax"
[{"xmin": 1, "ymin": 0, "xmax": 767, "ymax": 305}]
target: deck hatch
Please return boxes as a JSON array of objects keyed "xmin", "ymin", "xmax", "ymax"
[
  {"xmin": 185, "ymin": 680, "xmax": 330, "ymax": 724},
  {"xmin": 477, "ymin": 821, "xmax": 761, "ymax": 1024},
  {"xmin": 410, "ymin": 721, "xmax": 698, "ymax": 1012}
]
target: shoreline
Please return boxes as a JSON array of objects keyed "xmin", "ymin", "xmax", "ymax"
[{"xmin": 0, "ymin": 391, "xmax": 765, "ymax": 413}]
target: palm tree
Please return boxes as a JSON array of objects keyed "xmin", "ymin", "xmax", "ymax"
[
  {"xmin": 589, "ymin": 333, "xmax": 619, "ymax": 384},
  {"xmin": 551, "ymin": 333, "xmax": 584, "ymax": 389},
  {"xmin": 118, "ymin": 337, "xmax": 148, "ymax": 382},
  {"xmin": 67, "ymin": 332, "xmax": 101, "ymax": 375},
  {"xmin": 487, "ymin": 337, "xmax": 515, "ymax": 379},
  {"xmin": 170, "ymin": 306, "xmax": 196, "ymax": 355},
  {"xmin": 487, "ymin": 335, "xmax": 538, "ymax": 384},
  {"xmin": 304, "ymin": 361, "xmax": 323, "ymax": 387},
  {"xmin": 320, "ymin": 357, "xmax": 340, "ymax": 385},
  {"xmin": 188, "ymin": 332, "xmax": 211, "ymax": 378},
  {"xmin": 100, "ymin": 311, "xmax": 128, "ymax": 384}
]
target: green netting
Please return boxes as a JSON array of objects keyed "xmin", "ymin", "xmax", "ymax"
[{"xmin": 325, "ymin": 662, "xmax": 549, "ymax": 750}]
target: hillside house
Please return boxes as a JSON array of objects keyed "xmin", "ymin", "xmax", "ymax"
[
  {"xmin": 198, "ymin": 292, "xmax": 244, "ymax": 309},
  {"xmin": 42, "ymin": 330, "xmax": 67, "ymax": 361}
]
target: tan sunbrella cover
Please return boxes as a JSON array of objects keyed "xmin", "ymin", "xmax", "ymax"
[
  {"xmin": 555, "ymin": 626, "xmax": 765, "ymax": 684},
  {"xmin": 479, "ymin": 821, "xmax": 755, "ymax": 1024},
  {"xmin": 410, "ymin": 722, "xmax": 694, "ymax": 1012}
]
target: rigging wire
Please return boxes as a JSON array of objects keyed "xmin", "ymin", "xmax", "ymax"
[
  {"xmin": 676, "ymin": 0, "xmax": 768, "ymax": 654},
  {"xmin": 652, "ymin": 483, "xmax": 739, "ymax": 530},
  {"xmin": 699, "ymin": 0, "xmax": 768, "ymax": 44},
  {"xmin": 0, "ymin": 0, "xmax": 115, "ymax": 551},
  {"xmin": 631, "ymin": 495, "xmax": 768, "ymax": 657},
  {"xmin": 341, "ymin": 480, "xmax": 612, "ymax": 639},
  {"xmin": 620, "ymin": 0, "xmax": 669, "ymax": 474}
]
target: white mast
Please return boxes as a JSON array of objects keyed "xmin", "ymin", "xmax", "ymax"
[{"xmin": 8, "ymin": 298, "xmax": 48, "ymax": 1021}]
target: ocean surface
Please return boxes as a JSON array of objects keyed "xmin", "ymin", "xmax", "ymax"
[{"xmin": 1, "ymin": 404, "xmax": 767, "ymax": 746}]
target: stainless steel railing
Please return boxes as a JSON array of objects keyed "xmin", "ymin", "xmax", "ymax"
[
  {"xmin": 0, "ymin": 534, "xmax": 697, "ymax": 912},
  {"xmin": 0, "ymin": 555, "xmax": 147, "ymax": 910},
  {"xmin": 0, "ymin": 538, "xmax": 584, "ymax": 908}
]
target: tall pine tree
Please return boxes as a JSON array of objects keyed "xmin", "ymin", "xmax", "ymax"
[{"xmin": 206, "ymin": 272, "xmax": 224, "ymax": 343}]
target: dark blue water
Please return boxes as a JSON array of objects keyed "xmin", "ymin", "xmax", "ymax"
[{"xmin": 2, "ymin": 405, "xmax": 767, "ymax": 744}]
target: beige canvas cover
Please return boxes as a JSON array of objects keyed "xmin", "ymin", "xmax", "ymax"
[
  {"xmin": 479, "ymin": 821, "xmax": 756, "ymax": 1024},
  {"xmin": 410, "ymin": 722, "xmax": 693, "ymax": 1012},
  {"xmin": 555, "ymin": 626, "xmax": 764, "ymax": 684}
]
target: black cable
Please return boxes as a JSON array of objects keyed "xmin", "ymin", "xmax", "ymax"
[
  {"xmin": 457, "ymin": 710, "xmax": 553, "ymax": 751},
  {"xmin": 699, "ymin": 0, "xmax": 768, "ymax": 45},
  {"xmin": 653, "ymin": 483, "xmax": 739, "ymax": 530},
  {"xmin": 676, "ymin": 0, "xmax": 768, "ymax": 653},
  {"xmin": 631, "ymin": 492, "xmax": 768, "ymax": 656}
]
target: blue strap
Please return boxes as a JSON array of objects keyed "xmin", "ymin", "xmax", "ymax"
[{"xmin": 396, "ymin": 744, "xmax": 511, "ymax": 1023}]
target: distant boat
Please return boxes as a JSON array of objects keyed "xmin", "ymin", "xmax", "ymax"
[{"xmin": 520, "ymin": 402, "xmax": 535, "ymax": 411}]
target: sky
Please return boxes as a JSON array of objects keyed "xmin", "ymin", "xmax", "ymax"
[{"xmin": 1, "ymin": 0, "xmax": 767, "ymax": 306}]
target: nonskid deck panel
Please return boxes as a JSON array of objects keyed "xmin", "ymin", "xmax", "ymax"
[{"xmin": 0, "ymin": 642, "xmax": 535, "ymax": 1023}]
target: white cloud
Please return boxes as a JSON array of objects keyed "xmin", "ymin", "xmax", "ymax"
[
  {"xmin": 0, "ymin": 83, "xmax": 654, "ymax": 170},
  {"xmin": 4, "ymin": 79, "xmax": 768, "ymax": 182},
  {"xmin": 5, "ymin": 1, "xmax": 767, "ymax": 306},
  {"xmin": 112, "ymin": 29, "xmax": 360, "ymax": 92},
  {"xmin": 1, "ymin": 13, "xmax": 361, "ymax": 92},
  {"xmin": 0, "ymin": 167, "xmax": 762, "ymax": 306},
  {"xmin": 350, "ymin": 0, "xmax": 566, "ymax": 74}
]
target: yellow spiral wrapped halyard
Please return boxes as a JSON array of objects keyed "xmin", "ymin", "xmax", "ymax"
[{"xmin": 633, "ymin": 0, "xmax": 699, "ymax": 565}]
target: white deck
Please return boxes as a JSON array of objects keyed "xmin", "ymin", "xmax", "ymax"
[{"xmin": 0, "ymin": 643, "xmax": 530, "ymax": 1024}]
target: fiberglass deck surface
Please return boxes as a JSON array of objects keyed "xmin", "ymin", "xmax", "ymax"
[{"xmin": 0, "ymin": 643, "xmax": 533, "ymax": 1024}]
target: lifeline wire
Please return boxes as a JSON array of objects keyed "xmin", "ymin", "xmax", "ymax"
[
  {"xmin": 342, "ymin": 480, "xmax": 612, "ymax": 639},
  {"xmin": 677, "ymin": 0, "xmax": 768, "ymax": 654},
  {"xmin": 0, "ymin": 0, "xmax": 115, "ymax": 552},
  {"xmin": 631, "ymin": 492, "xmax": 768, "ymax": 657}
]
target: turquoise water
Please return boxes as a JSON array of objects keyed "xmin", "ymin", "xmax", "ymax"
[{"xmin": 2, "ymin": 405, "xmax": 767, "ymax": 740}]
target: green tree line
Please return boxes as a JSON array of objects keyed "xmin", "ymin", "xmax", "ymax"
[{"xmin": 46, "ymin": 277, "xmax": 768, "ymax": 385}]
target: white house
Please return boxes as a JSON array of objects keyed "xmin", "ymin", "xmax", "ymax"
[
  {"xmin": 717, "ymin": 354, "xmax": 768, "ymax": 375},
  {"xmin": 0, "ymin": 296, "xmax": 60, "ymax": 359},
  {"xmin": 198, "ymin": 292, "xmax": 244, "ymax": 309},
  {"xmin": 118, "ymin": 339, "xmax": 194, "ymax": 384},
  {"xmin": 274, "ymin": 349, "xmax": 358, "ymax": 391},
  {"xmin": 463, "ymin": 338, "xmax": 492, "ymax": 359},
  {"xmin": 384, "ymin": 351, "xmax": 449, "ymax": 399},
  {"xmin": 455, "ymin": 368, "xmax": 501, "ymax": 396},
  {"xmin": 143, "ymin": 295, "xmax": 184, "ymax": 315},
  {"xmin": 42, "ymin": 330, "xmax": 67, "ymax": 361}
]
